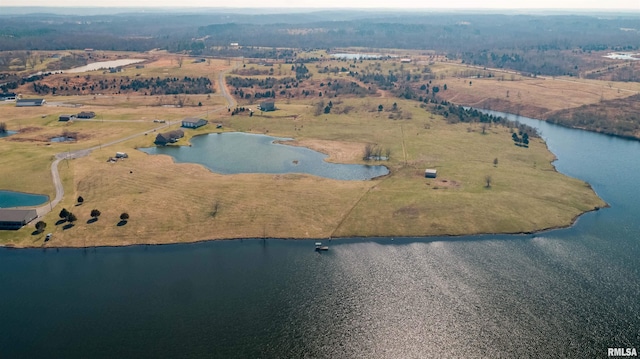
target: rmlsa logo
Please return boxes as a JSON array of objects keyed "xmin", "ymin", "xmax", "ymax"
[{"xmin": 608, "ymin": 348, "xmax": 638, "ymax": 357}]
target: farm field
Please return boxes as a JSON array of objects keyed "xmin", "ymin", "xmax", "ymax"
[{"xmin": 0, "ymin": 50, "xmax": 611, "ymax": 247}]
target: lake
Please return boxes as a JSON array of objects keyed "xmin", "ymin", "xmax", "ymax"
[
  {"xmin": 2, "ymin": 112, "xmax": 639, "ymax": 357},
  {"xmin": 139, "ymin": 132, "xmax": 389, "ymax": 180},
  {"xmin": 0, "ymin": 190, "xmax": 48, "ymax": 208},
  {"xmin": 65, "ymin": 59, "xmax": 145, "ymax": 73},
  {"xmin": 331, "ymin": 53, "xmax": 384, "ymax": 60}
]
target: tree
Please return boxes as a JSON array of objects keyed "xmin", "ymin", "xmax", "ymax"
[
  {"xmin": 0, "ymin": 122, "xmax": 6, "ymax": 133},
  {"xmin": 59, "ymin": 208, "xmax": 69, "ymax": 220},
  {"xmin": 77, "ymin": 196, "xmax": 84, "ymax": 204},
  {"xmin": 378, "ymin": 104, "xmax": 383, "ymax": 112},
  {"xmin": 485, "ymin": 175, "xmax": 492, "ymax": 188},
  {"xmin": 67, "ymin": 213, "xmax": 77, "ymax": 224},
  {"xmin": 35, "ymin": 221, "xmax": 46, "ymax": 233},
  {"xmin": 90, "ymin": 209, "xmax": 101, "ymax": 220},
  {"xmin": 177, "ymin": 56, "xmax": 184, "ymax": 68},
  {"xmin": 493, "ymin": 158, "xmax": 499, "ymax": 167},
  {"xmin": 324, "ymin": 105, "xmax": 331, "ymax": 114},
  {"xmin": 120, "ymin": 213, "xmax": 130, "ymax": 221}
]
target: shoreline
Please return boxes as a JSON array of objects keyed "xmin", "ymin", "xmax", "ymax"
[{"xmin": 1, "ymin": 203, "xmax": 606, "ymax": 250}]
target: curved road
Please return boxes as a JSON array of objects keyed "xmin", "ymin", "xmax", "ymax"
[{"xmin": 32, "ymin": 63, "xmax": 238, "ymax": 219}]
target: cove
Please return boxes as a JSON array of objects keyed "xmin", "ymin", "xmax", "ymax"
[
  {"xmin": 0, "ymin": 190, "xmax": 48, "ymax": 208},
  {"xmin": 139, "ymin": 132, "xmax": 389, "ymax": 180},
  {"xmin": 2, "ymin": 112, "xmax": 640, "ymax": 358}
]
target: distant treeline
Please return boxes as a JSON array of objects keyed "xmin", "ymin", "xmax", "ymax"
[{"xmin": 1, "ymin": 11, "xmax": 640, "ymax": 76}]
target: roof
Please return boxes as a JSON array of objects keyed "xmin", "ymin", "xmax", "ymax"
[
  {"xmin": 182, "ymin": 117, "xmax": 206, "ymax": 124},
  {"xmin": 0, "ymin": 209, "xmax": 38, "ymax": 223},
  {"xmin": 16, "ymin": 98, "xmax": 45, "ymax": 104}
]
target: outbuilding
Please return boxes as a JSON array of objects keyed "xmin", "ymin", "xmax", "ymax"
[
  {"xmin": 181, "ymin": 118, "xmax": 208, "ymax": 129},
  {"xmin": 258, "ymin": 101, "xmax": 276, "ymax": 112},
  {"xmin": 59, "ymin": 114, "xmax": 76, "ymax": 121},
  {"xmin": 425, "ymin": 169, "xmax": 437, "ymax": 178},
  {"xmin": 115, "ymin": 152, "xmax": 128, "ymax": 158},
  {"xmin": 0, "ymin": 92, "xmax": 16, "ymax": 101},
  {"xmin": 0, "ymin": 209, "xmax": 38, "ymax": 230},
  {"xmin": 76, "ymin": 111, "xmax": 96, "ymax": 119},
  {"xmin": 16, "ymin": 98, "xmax": 45, "ymax": 107}
]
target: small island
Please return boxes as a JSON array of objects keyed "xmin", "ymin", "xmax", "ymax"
[{"xmin": 0, "ymin": 50, "xmax": 608, "ymax": 247}]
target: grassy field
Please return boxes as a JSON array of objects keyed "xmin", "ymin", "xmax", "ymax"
[{"xmin": 0, "ymin": 52, "xmax": 607, "ymax": 247}]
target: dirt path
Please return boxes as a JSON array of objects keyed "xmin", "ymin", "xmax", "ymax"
[{"xmin": 31, "ymin": 65, "xmax": 238, "ymax": 221}]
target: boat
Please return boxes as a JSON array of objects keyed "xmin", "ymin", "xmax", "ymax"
[{"xmin": 315, "ymin": 242, "xmax": 329, "ymax": 251}]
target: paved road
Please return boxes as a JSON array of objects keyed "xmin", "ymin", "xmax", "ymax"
[{"xmin": 32, "ymin": 64, "xmax": 238, "ymax": 219}]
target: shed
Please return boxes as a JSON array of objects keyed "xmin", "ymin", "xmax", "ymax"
[
  {"xmin": 115, "ymin": 152, "xmax": 128, "ymax": 158},
  {"xmin": 59, "ymin": 114, "xmax": 76, "ymax": 121},
  {"xmin": 425, "ymin": 169, "xmax": 437, "ymax": 178},
  {"xmin": 258, "ymin": 101, "xmax": 275, "ymax": 112},
  {"xmin": 0, "ymin": 209, "xmax": 38, "ymax": 230},
  {"xmin": 181, "ymin": 118, "xmax": 208, "ymax": 129},
  {"xmin": 0, "ymin": 92, "xmax": 17, "ymax": 101},
  {"xmin": 16, "ymin": 98, "xmax": 45, "ymax": 107},
  {"xmin": 76, "ymin": 111, "xmax": 96, "ymax": 119}
]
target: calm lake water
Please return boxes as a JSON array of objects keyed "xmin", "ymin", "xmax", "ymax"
[
  {"xmin": 65, "ymin": 59, "xmax": 144, "ymax": 73},
  {"xmin": 0, "ymin": 190, "xmax": 48, "ymax": 208},
  {"xmin": 2, "ymin": 113, "xmax": 639, "ymax": 358},
  {"xmin": 139, "ymin": 132, "xmax": 389, "ymax": 180}
]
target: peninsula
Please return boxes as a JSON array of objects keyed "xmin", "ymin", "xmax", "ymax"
[{"xmin": 0, "ymin": 50, "xmax": 609, "ymax": 247}]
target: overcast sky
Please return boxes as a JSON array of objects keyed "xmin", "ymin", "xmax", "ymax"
[{"xmin": 5, "ymin": 0, "xmax": 640, "ymax": 10}]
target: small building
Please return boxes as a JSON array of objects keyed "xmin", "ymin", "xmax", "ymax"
[
  {"xmin": 76, "ymin": 111, "xmax": 96, "ymax": 119},
  {"xmin": 154, "ymin": 130, "xmax": 184, "ymax": 146},
  {"xmin": 0, "ymin": 92, "xmax": 16, "ymax": 101},
  {"xmin": 0, "ymin": 209, "xmax": 38, "ymax": 230},
  {"xmin": 115, "ymin": 152, "xmax": 128, "ymax": 158},
  {"xmin": 16, "ymin": 98, "xmax": 45, "ymax": 107},
  {"xmin": 258, "ymin": 101, "xmax": 275, "ymax": 112},
  {"xmin": 59, "ymin": 114, "xmax": 76, "ymax": 121},
  {"xmin": 182, "ymin": 118, "xmax": 208, "ymax": 129},
  {"xmin": 400, "ymin": 58, "xmax": 412, "ymax": 63},
  {"xmin": 425, "ymin": 169, "xmax": 437, "ymax": 178}
]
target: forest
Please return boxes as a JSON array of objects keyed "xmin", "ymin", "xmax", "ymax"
[{"xmin": 1, "ymin": 10, "xmax": 640, "ymax": 76}]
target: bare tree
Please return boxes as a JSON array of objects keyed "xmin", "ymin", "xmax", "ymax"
[
  {"xmin": 177, "ymin": 56, "xmax": 184, "ymax": 68},
  {"xmin": 485, "ymin": 175, "xmax": 492, "ymax": 188}
]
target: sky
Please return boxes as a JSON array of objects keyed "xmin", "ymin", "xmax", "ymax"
[{"xmin": 3, "ymin": 0, "xmax": 639, "ymax": 10}]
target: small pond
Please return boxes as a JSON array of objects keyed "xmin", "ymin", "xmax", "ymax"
[
  {"xmin": 50, "ymin": 136, "xmax": 75, "ymax": 143},
  {"xmin": 0, "ymin": 130, "xmax": 17, "ymax": 139},
  {"xmin": 0, "ymin": 190, "xmax": 48, "ymax": 208},
  {"xmin": 139, "ymin": 132, "xmax": 389, "ymax": 180}
]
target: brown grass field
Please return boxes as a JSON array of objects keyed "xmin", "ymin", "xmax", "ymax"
[{"xmin": 0, "ymin": 51, "xmax": 612, "ymax": 247}]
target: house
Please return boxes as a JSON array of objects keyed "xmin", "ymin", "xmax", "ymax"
[
  {"xmin": 0, "ymin": 92, "xmax": 16, "ymax": 101},
  {"xmin": 115, "ymin": 152, "xmax": 128, "ymax": 158},
  {"xmin": 76, "ymin": 111, "xmax": 96, "ymax": 119},
  {"xmin": 59, "ymin": 114, "xmax": 76, "ymax": 121},
  {"xmin": 154, "ymin": 130, "xmax": 184, "ymax": 146},
  {"xmin": 258, "ymin": 101, "xmax": 275, "ymax": 112},
  {"xmin": 0, "ymin": 209, "xmax": 38, "ymax": 230},
  {"xmin": 16, "ymin": 98, "xmax": 45, "ymax": 107},
  {"xmin": 181, "ymin": 118, "xmax": 208, "ymax": 129},
  {"xmin": 425, "ymin": 169, "xmax": 437, "ymax": 178}
]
